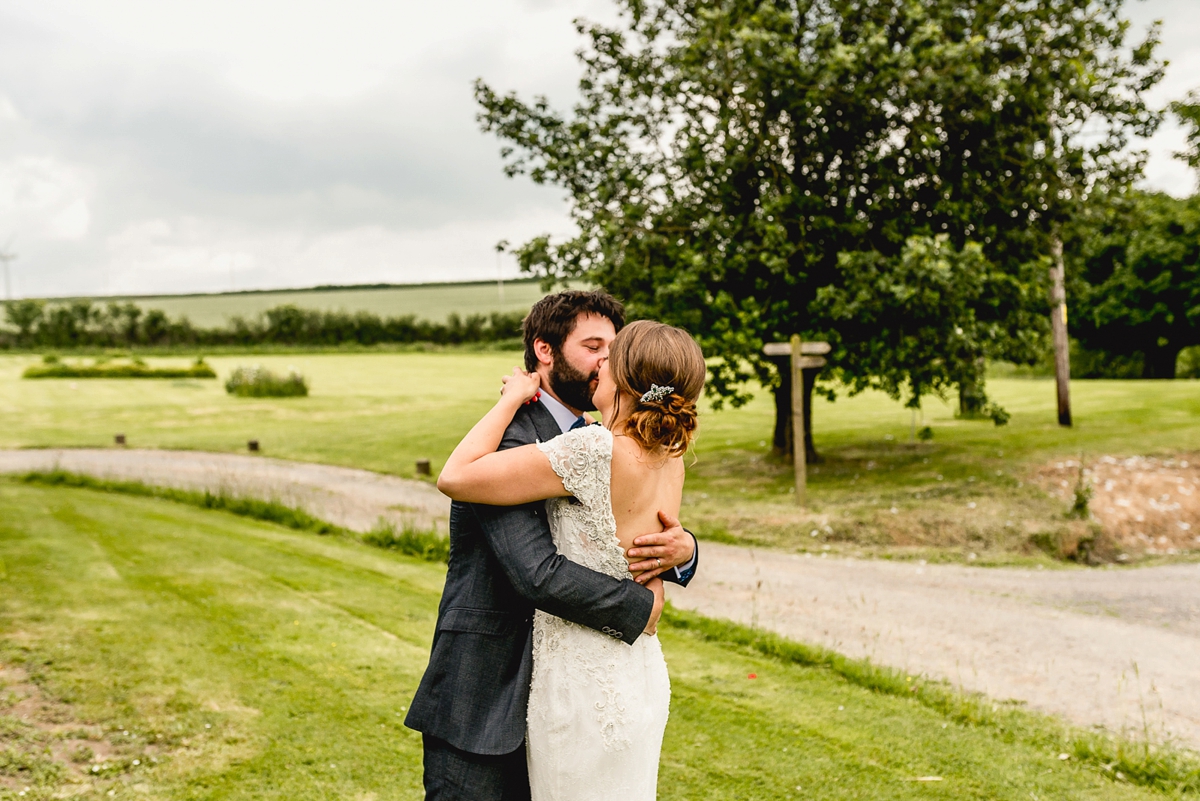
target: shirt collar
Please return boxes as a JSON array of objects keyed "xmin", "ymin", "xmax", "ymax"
[{"xmin": 538, "ymin": 391, "xmax": 583, "ymax": 434}]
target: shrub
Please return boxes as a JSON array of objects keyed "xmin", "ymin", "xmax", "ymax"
[
  {"xmin": 225, "ymin": 365, "xmax": 308, "ymax": 397},
  {"xmin": 1179, "ymin": 346, "xmax": 1200, "ymax": 379}
]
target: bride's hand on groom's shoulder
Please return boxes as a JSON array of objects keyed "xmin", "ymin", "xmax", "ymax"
[{"xmin": 499, "ymin": 367, "xmax": 542, "ymax": 404}]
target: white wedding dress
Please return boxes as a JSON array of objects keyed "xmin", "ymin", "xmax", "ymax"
[{"xmin": 527, "ymin": 424, "xmax": 671, "ymax": 801}]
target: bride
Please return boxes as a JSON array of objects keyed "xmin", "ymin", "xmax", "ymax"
[{"xmin": 437, "ymin": 320, "xmax": 705, "ymax": 800}]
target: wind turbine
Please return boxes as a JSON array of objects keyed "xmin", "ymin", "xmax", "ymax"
[{"xmin": 0, "ymin": 238, "xmax": 16, "ymax": 301}]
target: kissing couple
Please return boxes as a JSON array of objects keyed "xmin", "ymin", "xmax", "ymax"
[{"xmin": 405, "ymin": 290, "xmax": 705, "ymax": 800}]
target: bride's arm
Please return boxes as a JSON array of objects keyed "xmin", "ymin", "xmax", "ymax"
[{"xmin": 437, "ymin": 369, "xmax": 571, "ymax": 506}]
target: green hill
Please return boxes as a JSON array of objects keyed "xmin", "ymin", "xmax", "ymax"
[{"xmin": 28, "ymin": 279, "xmax": 558, "ymax": 327}]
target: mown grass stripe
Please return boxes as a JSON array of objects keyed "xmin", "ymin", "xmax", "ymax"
[{"xmin": 664, "ymin": 607, "xmax": 1200, "ymax": 795}]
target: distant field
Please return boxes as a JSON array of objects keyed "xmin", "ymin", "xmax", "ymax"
[
  {"xmin": 43, "ymin": 280, "xmax": 559, "ymax": 327},
  {"xmin": 3, "ymin": 351, "xmax": 1199, "ymax": 563}
]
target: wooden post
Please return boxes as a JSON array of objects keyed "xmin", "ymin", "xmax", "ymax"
[
  {"xmin": 790, "ymin": 335, "xmax": 806, "ymax": 506},
  {"xmin": 1049, "ymin": 235, "xmax": 1072, "ymax": 427},
  {"xmin": 764, "ymin": 339, "xmax": 828, "ymax": 506},
  {"xmin": 416, "ymin": 459, "xmax": 432, "ymax": 476}
]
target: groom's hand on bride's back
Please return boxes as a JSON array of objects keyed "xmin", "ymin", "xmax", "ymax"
[{"xmin": 628, "ymin": 511, "xmax": 696, "ymax": 584}]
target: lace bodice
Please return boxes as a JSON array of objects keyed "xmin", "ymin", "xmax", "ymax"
[
  {"xmin": 535, "ymin": 425, "xmax": 630, "ymax": 580},
  {"xmin": 527, "ymin": 424, "xmax": 671, "ymax": 800}
]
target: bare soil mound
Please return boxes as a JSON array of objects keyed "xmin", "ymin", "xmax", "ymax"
[{"xmin": 1035, "ymin": 455, "xmax": 1200, "ymax": 557}]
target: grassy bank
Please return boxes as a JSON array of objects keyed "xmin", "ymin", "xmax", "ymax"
[
  {"xmin": 18, "ymin": 469, "xmax": 449, "ymax": 563},
  {"xmin": 0, "ymin": 481, "xmax": 1188, "ymax": 799},
  {"xmin": 2, "ymin": 351, "xmax": 1198, "ymax": 562}
]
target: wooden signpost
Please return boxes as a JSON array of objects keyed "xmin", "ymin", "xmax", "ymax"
[{"xmin": 763, "ymin": 337, "xmax": 830, "ymax": 507}]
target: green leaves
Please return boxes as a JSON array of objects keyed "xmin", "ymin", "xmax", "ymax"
[
  {"xmin": 476, "ymin": 0, "xmax": 1162, "ymax": 404},
  {"xmin": 1170, "ymin": 89, "xmax": 1200, "ymax": 180},
  {"xmin": 1069, "ymin": 190, "xmax": 1200, "ymax": 378},
  {"xmin": 814, "ymin": 235, "xmax": 997, "ymax": 407}
]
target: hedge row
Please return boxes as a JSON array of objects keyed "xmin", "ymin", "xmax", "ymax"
[{"xmin": 1, "ymin": 300, "xmax": 526, "ymax": 349}]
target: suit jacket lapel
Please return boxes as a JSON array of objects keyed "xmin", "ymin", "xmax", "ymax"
[{"xmin": 528, "ymin": 400, "xmax": 565, "ymax": 443}]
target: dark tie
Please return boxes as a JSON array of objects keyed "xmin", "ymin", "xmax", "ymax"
[{"xmin": 569, "ymin": 416, "xmax": 588, "ymax": 431}]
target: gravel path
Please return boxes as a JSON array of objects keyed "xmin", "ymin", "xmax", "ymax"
[
  {"xmin": 0, "ymin": 448, "xmax": 451, "ymax": 532},
  {"xmin": 3, "ymin": 448, "xmax": 1197, "ymax": 748}
]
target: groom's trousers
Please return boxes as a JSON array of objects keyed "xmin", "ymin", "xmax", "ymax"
[{"xmin": 422, "ymin": 734, "xmax": 531, "ymax": 801}]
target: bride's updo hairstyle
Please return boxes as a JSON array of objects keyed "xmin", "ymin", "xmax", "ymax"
[{"xmin": 607, "ymin": 320, "xmax": 706, "ymax": 457}]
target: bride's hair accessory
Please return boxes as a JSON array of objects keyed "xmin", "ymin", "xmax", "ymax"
[{"xmin": 639, "ymin": 384, "xmax": 674, "ymax": 404}]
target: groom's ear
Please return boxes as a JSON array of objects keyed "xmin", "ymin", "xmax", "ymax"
[{"xmin": 532, "ymin": 338, "xmax": 556, "ymax": 368}]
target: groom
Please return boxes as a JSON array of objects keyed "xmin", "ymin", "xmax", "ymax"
[{"xmin": 405, "ymin": 290, "xmax": 699, "ymax": 801}]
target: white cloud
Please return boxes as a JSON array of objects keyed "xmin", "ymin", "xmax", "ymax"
[
  {"xmin": 0, "ymin": 0, "xmax": 1195, "ymax": 299},
  {"xmin": 101, "ymin": 207, "xmax": 570, "ymax": 296},
  {"xmin": 1126, "ymin": 0, "xmax": 1200, "ymax": 196},
  {"xmin": 0, "ymin": 156, "xmax": 91, "ymax": 241}
]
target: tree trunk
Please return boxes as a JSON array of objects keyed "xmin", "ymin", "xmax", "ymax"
[
  {"xmin": 1049, "ymin": 235, "xmax": 1072, "ymax": 427},
  {"xmin": 770, "ymin": 356, "xmax": 821, "ymax": 463},
  {"xmin": 1142, "ymin": 345, "xmax": 1180, "ymax": 379},
  {"xmin": 957, "ymin": 373, "xmax": 988, "ymax": 418},
  {"xmin": 801, "ymin": 367, "xmax": 819, "ymax": 463},
  {"xmin": 772, "ymin": 358, "xmax": 791, "ymax": 456}
]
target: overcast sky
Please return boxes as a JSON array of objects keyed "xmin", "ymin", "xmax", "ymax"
[{"xmin": 0, "ymin": 0, "xmax": 1196, "ymax": 300}]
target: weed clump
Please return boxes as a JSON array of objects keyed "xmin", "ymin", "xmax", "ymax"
[
  {"xmin": 363, "ymin": 520, "xmax": 450, "ymax": 563},
  {"xmin": 1068, "ymin": 463, "xmax": 1093, "ymax": 520},
  {"xmin": 225, "ymin": 365, "xmax": 308, "ymax": 397}
]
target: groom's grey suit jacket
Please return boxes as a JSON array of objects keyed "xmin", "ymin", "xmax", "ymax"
[{"xmin": 405, "ymin": 400, "xmax": 693, "ymax": 756}]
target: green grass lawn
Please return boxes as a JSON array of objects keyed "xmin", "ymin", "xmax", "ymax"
[
  {"xmin": 2, "ymin": 352, "xmax": 1198, "ymax": 562},
  {"xmin": 32, "ymin": 280, "xmax": 556, "ymax": 329},
  {"xmin": 0, "ymin": 482, "xmax": 1178, "ymax": 800}
]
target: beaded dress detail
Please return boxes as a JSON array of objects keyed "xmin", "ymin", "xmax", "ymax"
[{"xmin": 527, "ymin": 424, "xmax": 671, "ymax": 801}]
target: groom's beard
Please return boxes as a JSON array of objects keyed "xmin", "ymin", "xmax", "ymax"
[{"xmin": 549, "ymin": 354, "xmax": 599, "ymax": 412}]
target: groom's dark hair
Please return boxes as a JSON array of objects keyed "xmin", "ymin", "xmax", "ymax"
[{"xmin": 522, "ymin": 290, "xmax": 626, "ymax": 371}]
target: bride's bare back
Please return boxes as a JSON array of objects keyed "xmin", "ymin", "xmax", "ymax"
[{"xmin": 609, "ymin": 434, "xmax": 685, "ymax": 566}]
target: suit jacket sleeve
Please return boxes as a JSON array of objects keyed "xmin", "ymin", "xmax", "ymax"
[
  {"xmin": 470, "ymin": 413, "xmax": 654, "ymax": 646},
  {"xmin": 664, "ymin": 533, "xmax": 699, "ymax": 587}
]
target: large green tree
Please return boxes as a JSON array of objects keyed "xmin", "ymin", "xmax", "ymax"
[
  {"xmin": 477, "ymin": 0, "xmax": 1160, "ymax": 452},
  {"xmin": 1069, "ymin": 190, "xmax": 1200, "ymax": 378},
  {"xmin": 814, "ymin": 235, "xmax": 1019, "ymax": 416}
]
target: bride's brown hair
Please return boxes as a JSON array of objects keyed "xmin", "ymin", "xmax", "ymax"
[{"xmin": 607, "ymin": 320, "xmax": 706, "ymax": 457}]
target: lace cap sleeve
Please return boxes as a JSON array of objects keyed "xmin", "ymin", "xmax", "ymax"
[{"xmin": 535, "ymin": 424, "xmax": 613, "ymax": 509}]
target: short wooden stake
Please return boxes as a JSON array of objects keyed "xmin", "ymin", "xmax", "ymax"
[
  {"xmin": 114, "ymin": 433, "xmax": 126, "ymax": 446},
  {"xmin": 416, "ymin": 459, "xmax": 431, "ymax": 476},
  {"xmin": 248, "ymin": 440, "xmax": 259, "ymax": 452}
]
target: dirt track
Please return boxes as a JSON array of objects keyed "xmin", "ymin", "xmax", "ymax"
[
  {"xmin": 3, "ymin": 448, "xmax": 1197, "ymax": 749},
  {"xmin": 0, "ymin": 448, "xmax": 451, "ymax": 531}
]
